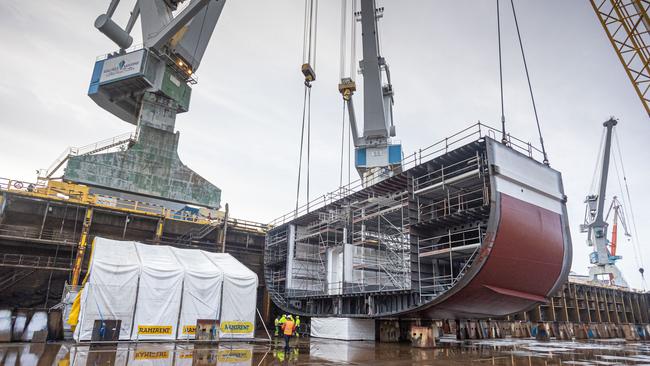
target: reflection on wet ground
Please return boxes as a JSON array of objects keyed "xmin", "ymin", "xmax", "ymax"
[{"xmin": 1, "ymin": 337, "xmax": 650, "ymax": 365}]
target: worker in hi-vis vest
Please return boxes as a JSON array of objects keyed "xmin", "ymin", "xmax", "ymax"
[
  {"xmin": 295, "ymin": 315, "xmax": 301, "ymax": 337},
  {"xmin": 274, "ymin": 316, "xmax": 281, "ymax": 336},
  {"xmin": 281, "ymin": 315, "xmax": 296, "ymax": 351}
]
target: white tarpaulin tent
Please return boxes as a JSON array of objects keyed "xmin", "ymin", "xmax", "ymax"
[
  {"xmin": 310, "ymin": 317, "xmax": 375, "ymax": 341},
  {"xmin": 74, "ymin": 238, "xmax": 140, "ymax": 341},
  {"xmin": 73, "ymin": 238, "xmax": 258, "ymax": 342},
  {"xmin": 131, "ymin": 243, "xmax": 184, "ymax": 340},
  {"xmin": 173, "ymin": 247, "xmax": 223, "ymax": 340},
  {"xmin": 204, "ymin": 252, "xmax": 258, "ymax": 339}
]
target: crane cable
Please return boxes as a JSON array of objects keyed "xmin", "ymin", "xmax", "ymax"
[
  {"xmin": 611, "ymin": 147, "xmax": 641, "ymax": 270},
  {"xmin": 340, "ymin": 100, "xmax": 347, "ymax": 187},
  {"xmin": 614, "ymin": 130, "xmax": 646, "ymax": 287},
  {"xmin": 339, "ymin": 0, "xmax": 356, "ymax": 190},
  {"xmin": 589, "ymin": 129, "xmax": 607, "ymax": 196},
  {"xmin": 295, "ymin": 0, "xmax": 318, "ymax": 217},
  {"xmin": 295, "ymin": 86, "xmax": 309, "ymax": 217},
  {"xmin": 509, "ymin": 0, "xmax": 549, "ymax": 165},
  {"xmin": 496, "ymin": 0, "xmax": 507, "ymax": 144}
]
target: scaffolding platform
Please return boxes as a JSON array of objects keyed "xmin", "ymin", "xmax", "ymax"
[{"xmin": 265, "ymin": 123, "xmax": 572, "ymax": 318}]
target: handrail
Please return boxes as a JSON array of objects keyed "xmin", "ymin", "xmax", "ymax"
[
  {"xmin": 0, "ymin": 253, "xmax": 72, "ymax": 271},
  {"xmin": 0, "ymin": 224, "xmax": 77, "ymax": 243},
  {"xmin": 268, "ymin": 122, "xmax": 545, "ymax": 227},
  {"xmin": 0, "ymin": 177, "xmax": 267, "ymax": 231},
  {"xmin": 43, "ymin": 132, "xmax": 136, "ymax": 179}
]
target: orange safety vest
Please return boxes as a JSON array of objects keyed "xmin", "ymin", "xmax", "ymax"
[{"xmin": 283, "ymin": 320, "xmax": 295, "ymax": 335}]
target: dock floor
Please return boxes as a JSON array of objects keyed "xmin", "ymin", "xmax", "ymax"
[{"xmin": 2, "ymin": 336, "xmax": 649, "ymax": 365}]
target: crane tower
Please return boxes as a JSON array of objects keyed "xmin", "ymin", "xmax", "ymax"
[
  {"xmin": 339, "ymin": 0, "xmax": 402, "ymax": 185},
  {"xmin": 63, "ymin": 0, "xmax": 226, "ymax": 209},
  {"xmin": 581, "ymin": 118, "xmax": 628, "ymax": 287}
]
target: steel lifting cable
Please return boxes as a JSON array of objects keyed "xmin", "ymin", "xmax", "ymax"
[
  {"xmin": 509, "ymin": 0, "xmax": 549, "ymax": 165},
  {"xmin": 590, "ymin": 129, "xmax": 606, "ymax": 195},
  {"xmin": 614, "ymin": 130, "xmax": 646, "ymax": 285},
  {"xmin": 496, "ymin": 0, "xmax": 507, "ymax": 144},
  {"xmin": 307, "ymin": 87, "xmax": 312, "ymax": 212},
  {"xmin": 295, "ymin": 0, "xmax": 318, "ymax": 216},
  {"xmin": 303, "ymin": 0, "xmax": 311, "ymax": 63},
  {"xmin": 295, "ymin": 87, "xmax": 309, "ymax": 217},
  {"xmin": 611, "ymin": 147, "xmax": 642, "ymax": 271},
  {"xmin": 348, "ymin": 111, "xmax": 352, "ymax": 190},
  {"xmin": 340, "ymin": 100, "xmax": 347, "ymax": 187},
  {"xmin": 340, "ymin": 1, "xmax": 347, "ymax": 80}
]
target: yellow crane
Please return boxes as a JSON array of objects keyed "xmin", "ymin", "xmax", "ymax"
[{"xmin": 590, "ymin": 0, "xmax": 650, "ymax": 117}]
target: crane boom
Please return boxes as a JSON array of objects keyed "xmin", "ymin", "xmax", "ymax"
[
  {"xmin": 582, "ymin": 118, "xmax": 628, "ymax": 287},
  {"xmin": 611, "ymin": 208, "xmax": 618, "ymax": 256},
  {"xmin": 338, "ymin": 0, "xmax": 402, "ymax": 186},
  {"xmin": 589, "ymin": 0, "xmax": 650, "ymax": 117}
]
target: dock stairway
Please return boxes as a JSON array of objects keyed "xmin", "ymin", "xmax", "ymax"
[
  {"xmin": 175, "ymin": 220, "xmax": 222, "ymax": 244},
  {"xmin": 0, "ymin": 269, "xmax": 36, "ymax": 293}
]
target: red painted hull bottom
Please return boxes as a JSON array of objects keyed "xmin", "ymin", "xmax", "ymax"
[{"xmin": 420, "ymin": 194, "xmax": 566, "ymax": 319}]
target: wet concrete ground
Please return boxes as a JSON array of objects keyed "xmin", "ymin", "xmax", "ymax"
[{"xmin": 1, "ymin": 336, "xmax": 650, "ymax": 365}]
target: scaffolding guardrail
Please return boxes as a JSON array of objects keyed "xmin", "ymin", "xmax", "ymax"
[
  {"xmin": 418, "ymin": 227, "xmax": 483, "ymax": 297},
  {"xmin": 269, "ymin": 122, "xmax": 545, "ymax": 227},
  {"xmin": 0, "ymin": 253, "xmax": 72, "ymax": 271},
  {"xmin": 0, "ymin": 177, "xmax": 268, "ymax": 233},
  {"xmin": 42, "ymin": 132, "xmax": 136, "ymax": 179},
  {"xmin": 0, "ymin": 224, "xmax": 78, "ymax": 244}
]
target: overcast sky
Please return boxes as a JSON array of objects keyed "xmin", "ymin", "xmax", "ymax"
[{"xmin": 1, "ymin": 1, "xmax": 648, "ymax": 289}]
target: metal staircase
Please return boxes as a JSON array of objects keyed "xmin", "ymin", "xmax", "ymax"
[
  {"xmin": 175, "ymin": 219, "xmax": 222, "ymax": 244},
  {"xmin": 41, "ymin": 132, "xmax": 136, "ymax": 179},
  {"xmin": 0, "ymin": 269, "xmax": 36, "ymax": 293}
]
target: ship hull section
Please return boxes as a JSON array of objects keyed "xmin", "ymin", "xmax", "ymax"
[
  {"xmin": 265, "ymin": 136, "xmax": 572, "ymax": 319},
  {"xmin": 419, "ymin": 194, "xmax": 566, "ymax": 318}
]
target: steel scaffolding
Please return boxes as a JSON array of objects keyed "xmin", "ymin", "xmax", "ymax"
[{"xmin": 265, "ymin": 123, "xmax": 548, "ymax": 317}]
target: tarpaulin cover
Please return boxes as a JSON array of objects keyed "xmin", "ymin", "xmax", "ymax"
[
  {"xmin": 73, "ymin": 237, "xmax": 258, "ymax": 342},
  {"xmin": 204, "ymin": 253, "xmax": 258, "ymax": 339},
  {"xmin": 131, "ymin": 243, "xmax": 184, "ymax": 340},
  {"xmin": 310, "ymin": 317, "xmax": 375, "ymax": 340},
  {"xmin": 172, "ymin": 247, "xmax": 223, "ymax": 340},
  {"xmin": 74, "ymin": 238, "xmax": 140, "ymax": 341}
]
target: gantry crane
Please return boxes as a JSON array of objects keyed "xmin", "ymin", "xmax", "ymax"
[
  {"xmin": 580, "ymin": 117, "xmax": 629, "ymax": 287},
  {"xmin": 64, "ymin": 1, "xmax": 228, "ymax": 285},
  {"xmin": 89, "ymin": 0, "xmax": 225, "ymax": 125},
  {"xmin": 61, "ymin": 0, "xmax": 226, "ymax": 210},
  {"xmin": 606, "ymin": 196, "xmax": 631, "ymax": 259},
  {"xmin": 590, "ymin": 0, "xmax": 650, "ymax": 117}
]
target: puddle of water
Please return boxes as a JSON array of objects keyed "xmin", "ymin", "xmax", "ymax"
[{"xmin": 0, "ymin": 337, "xmax": 648, "ymax": 365}]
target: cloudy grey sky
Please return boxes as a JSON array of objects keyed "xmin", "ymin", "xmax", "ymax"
[{"xmin": 1, "ymin": 1, "xmax": 648, "ymax": 289}]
